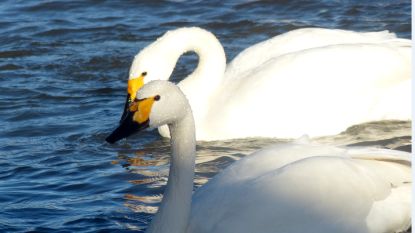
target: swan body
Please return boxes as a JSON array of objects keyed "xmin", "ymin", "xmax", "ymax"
[
  {"xmin": 126, "ymin": 27, "xmax": 411, "ymax": 141},
  {"xmin": 106, "ymin": 80, "xmax": 411, "ymax": 233},
  {"xmin": 188, "ymin": 144, "xmax": 411, "ymax": 233}
]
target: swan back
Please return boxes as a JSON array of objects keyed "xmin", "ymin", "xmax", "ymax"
[
  {"xmin": 205, "ymin": 41, "xmax": 411, "ymax": 140},
  {"xmin": 225, "ymin": 28, "xmax": 405, "ymax": 80},
  {"xmin": 188, "ymin": 143, "xmax": 411, "ymax": 233}
]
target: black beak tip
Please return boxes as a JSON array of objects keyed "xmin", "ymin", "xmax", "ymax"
[
  {"xmin": 105, "ymin": 126, "xmax": 128, "ymax": 144},
  {"xmin": 105, "ymin": 119, "xmax": 148, "ymax": 144},
  {"xmin": 105, "ymin": 135, "xmax": 117, "ymax": 144}
]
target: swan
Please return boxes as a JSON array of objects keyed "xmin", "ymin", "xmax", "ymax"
[
  {"xmin": 106, "ymin": 80, "xmax": 411, "ymax": 233},
  {"xmin": 120, "ymin": 27, "xmax": 411, "ymax": 141}
]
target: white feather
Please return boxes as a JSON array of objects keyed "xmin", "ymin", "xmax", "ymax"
[{"xmin": 129, "ymin": 27, "xmax": 411, "ymax": 140}]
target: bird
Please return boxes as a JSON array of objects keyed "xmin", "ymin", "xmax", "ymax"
[
  {"xmin": 119, "ymin": 27, "xmax": 411, "ymax": 141},
  {"xmin": 106, "ymin": 80, "xmax": 411, "ymax": 233}
]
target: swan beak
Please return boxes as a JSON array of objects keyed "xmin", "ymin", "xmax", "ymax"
[
  {"xmin": 107, "ymin": 97, "xmax": 157, "ymax": 144},
  {"xmin": 127, "ymin": 77, "xmax": 145, "ymax": 102},
  {"xmin": 120, "ymin": 76, "xmax": 145, "ymax": 123}
]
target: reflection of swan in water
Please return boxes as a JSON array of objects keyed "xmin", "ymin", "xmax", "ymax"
[
  {"xmin": 122, "ymin": 27, "xmax": 411, "ymax": 141},
  {"xmin": 107, "ymin": 80, "xmax": 411, "ymax": 233}
]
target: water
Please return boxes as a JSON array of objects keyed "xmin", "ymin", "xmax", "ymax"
[{"xmin": 0, "ymin": 0, "xmax": 411, "ymax": 232}]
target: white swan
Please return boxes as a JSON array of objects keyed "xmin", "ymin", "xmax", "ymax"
[
  {"xmin": 107, "ymin": 80, "xmax": 411, "ymax": 233},
  {"xmin": 121, "ymin": 27, "xmax": 411, "ymax": 141}
]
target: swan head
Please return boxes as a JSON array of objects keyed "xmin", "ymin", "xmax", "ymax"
[
  {"xmin": 107, "ymin": 80, "xmax": 189, "ymax": 143},
  {"xmin": 127, "ymin": 33, "xmax": 181, "ymax": 102},
  {"xmin": 120, "ymin": 34, "xmax": 181, "ymax": 123}
]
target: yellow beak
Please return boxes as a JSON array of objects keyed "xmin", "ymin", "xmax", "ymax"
[{"xmin": 127, "ymin": 75, "xmax": 145, "ymax": 102}]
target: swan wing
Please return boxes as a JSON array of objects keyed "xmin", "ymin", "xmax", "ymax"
[
  {"xmin": 206, "ymin": 42, "xmax": 411, "ymax": 139},
  {"xmin": 187, "ymin": 146, "xmax": 411, "ymax": 233},
  {"xmin": 225, "ymin": 28, "xmax": 402, "ymax": 81}
]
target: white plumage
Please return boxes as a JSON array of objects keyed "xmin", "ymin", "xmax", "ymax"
[
  {"xmin": 188, "ymin": 143, "xmax": 411, "ymax": 233},
  {"xmin": 112, "ymin": 81, "xmax": 411, "ymax": 233},
  {"xmin": 128, "ymin": 27, "xmax": 411, "ymax": 140}
]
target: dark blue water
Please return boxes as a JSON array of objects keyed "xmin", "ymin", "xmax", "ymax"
[{"xmin": 0, "ymin": 1, "xmax": 411, "ymax": 232}]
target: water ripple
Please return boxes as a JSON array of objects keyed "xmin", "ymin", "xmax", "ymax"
[{"xmin": 0, "ymin": 0, "xmax": 411, "ymax": 232}]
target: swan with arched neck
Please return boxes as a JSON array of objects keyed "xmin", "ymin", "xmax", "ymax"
[{"xmin": 122, "ymin": 27, "xmax": 411, "ymax": 141}]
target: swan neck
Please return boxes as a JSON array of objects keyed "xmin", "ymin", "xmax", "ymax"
[
  {"xmin": 183, "ymin": 32, "xmax": 226, "ymax": 80},
  {"xmin": 146, "ymin": 110, "xmax": 196, "ymax": 233},
  {"xmin": 169, "ymin": 28, "xmax": 226, "ymax": 92}
]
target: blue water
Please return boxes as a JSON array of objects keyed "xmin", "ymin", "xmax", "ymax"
[{"xmin": 0, "ymin": 1, "xmax": 411, "ymax": 232}]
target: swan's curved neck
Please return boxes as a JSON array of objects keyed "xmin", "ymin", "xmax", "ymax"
[
  {"xmin": 162, "ymin": 28, "xmax": 226, "ymax": 96},
  {"xmin": 146, "ymin": 110, "xmax": 196, "ymax": 233}
]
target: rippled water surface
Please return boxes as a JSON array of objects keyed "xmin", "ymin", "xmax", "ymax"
[{"xmin": 0, "ymin": 1, "xmax": 411, "ymax": 232}]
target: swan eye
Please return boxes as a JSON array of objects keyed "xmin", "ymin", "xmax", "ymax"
[
  {"xmin": 142, "ymin": 72, "xmax": 147, "ymax": 76},
  {"xmin": 154, "ymin": 95, "xmax": 160, "ymax": 101}
]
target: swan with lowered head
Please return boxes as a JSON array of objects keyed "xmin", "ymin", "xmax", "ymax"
[
  {"xmin": 107, "ymin": 80, "xmax": 411, "ymax": 233},
  {"xmin": 121, "ymin": 27, "xmax": 411, "ymax": 141}
]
